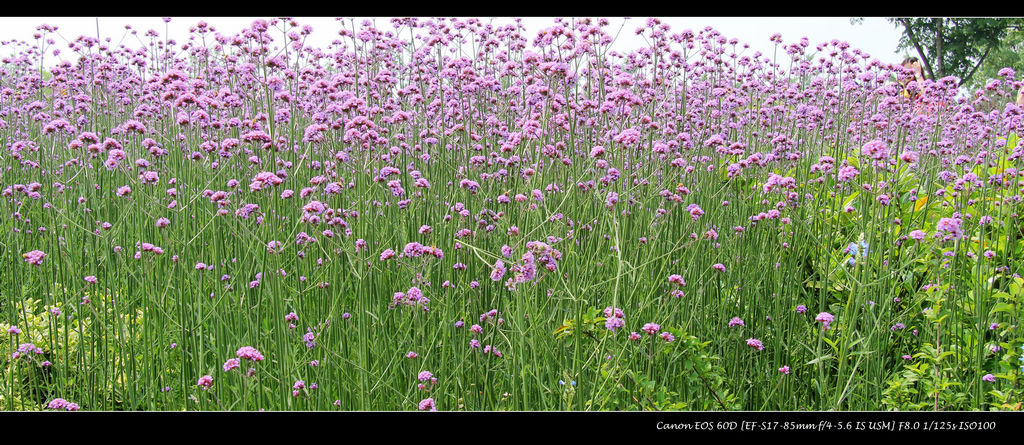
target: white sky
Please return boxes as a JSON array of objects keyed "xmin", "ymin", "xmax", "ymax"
[{"xmin": 0, "ymin": 17, "xmax": 908, "ymax": 67}]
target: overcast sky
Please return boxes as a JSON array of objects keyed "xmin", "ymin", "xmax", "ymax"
[{"xmin": 0, "ymin": 17, "xmax": 908, "ymax": 67}]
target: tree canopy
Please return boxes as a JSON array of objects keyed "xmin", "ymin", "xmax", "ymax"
[
  {"xmin": 888, "ymin": 18, "xmax": 1022, "ymax": 88},
  {"xmin": 969, "ymin": 26, "xmax": 1024, "ymax": 89}
]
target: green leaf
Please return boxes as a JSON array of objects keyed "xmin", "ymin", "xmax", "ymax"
[
  {"xmin": 1010, "ymin": 278, "xmax": 1024, "ymax": 297},
  {"xmin": 843, "ymin": 191, "xmax": 860, "ymax": 209},
  {"xmin": 990, "ymin": 301, "xmax": 1015, "ymax": 315},
  {"xmin": 822, "ymin": 336, "xmax": 839, "ymax": 353},
  {"xmin": 806, "ymin": 354, "xmax": 834, "ymax": 366}
]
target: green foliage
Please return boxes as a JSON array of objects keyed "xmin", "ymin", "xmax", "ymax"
[
  {"xmin": 881, "ymin": 363, "xmax": 927, "ymax": 410},
  {"xmin": 881, "ymin": 343, "xmax": 970, "ymax": 411},
  {"xmin": 968, "ymin": 28, "xmax": 1024, "ymax": 90},
  {"xmin": 5, "ymin": 18, "xmax": 1024, "ymax": 412},
  {"xmin": 1, "ymin": 298, "xmax": 79, "ymax": 410},
  {"xmin": 0, "ymin": 293, "xmax": 144, "ymax": 411},
  {"xmin": 578, "ymin": 328, "xmax": 739, "ymax": 411},
  {"xmin": 888, "ymin": 18, "xmax": 1021, "ymax": 86}
]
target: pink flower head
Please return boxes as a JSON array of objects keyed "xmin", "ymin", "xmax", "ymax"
[
  {"xmin": 936, "ymin": 217, "xmax": 964, "ymax": 240},
  {"xmin": 418, "ymin": 397, "xmax": 437, "ymax": 411},
  {"xmin": 604, "ymin": 316, "xmax": 625, "ymax": 331},
  {"xmin": 860, "ymin": 139, "xmax": 889, "ymax": 160},
  {"xmin": 403, "ymin": 242, "xmax": 424, "ymax": 257},
  {"xmin": 490, "ymin": 260, "xmax": 506, "ymax": 282},
  {"xmin": 605, "ymin": 192, "xmax": 619, "ymax": 209},
  {"xmin": 746, "ymin": 338, "xmax": 764, "ymax": 351},
  {"xmin": 47, "ymin": 398, "xmax": 70, "ymax": 410},
  {"xmin": 614, "ymin": 127, "xmax": 641, "ymax": 146},
  {"xmin": 779, "ymin": 366, "xmax": 791, "ymax": 374},
  {"xmin": 603, "ymin": 307, "xmax": 625, "ymax": 319},
  {"xmin": 197, "ymin": 375, "xmax": 213, "ymax": 388},
  {"xmin": 236, "ymin": 346, "xmax": 264, "ymax": 362},
  {"xmin": 712, "ymin": 263, "xmax": 726, "ymax": 272},
  {"xmin": 418, "ymin": 370, "xmax": 434, "ymax": 382},
  {"xmin": 686, "ymin": 204, "xmax": 704, "ymax": 221},
  {"xmin": 837, "ymin": 166, "xmax": 859, "ymax": 182},
  {"xmin": 899, "ymin": 151, "xmax": 919, "ymax": 164},
  {"xmin": 223, "ymin": 358, "xmax": 240, "ymax": 372},
  {"xmin": 728, "ymin": 317, "xmax": 745, "ymax": 327},
  {"xmin": 47, "ymin": 398, "xmax": 79, "ymax": 411},
  {"xmin": 642, "ymin": 323, "xmax": 660, "ymax": 336},
  {"xmin": 22, "ymin": 250, "xmax": 45, "ymax": 265},
  {"xmin": 815, "ymin": 312, "xmax": 834, "ymax": 328}
]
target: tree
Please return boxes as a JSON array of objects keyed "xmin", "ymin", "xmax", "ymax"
[
  {"xmin": 968, "ymin": 27, "xmax": 1024, "ymax": 89},
  {"xmin": 888, "ymin": 18, "xmax": 1022, "ymax": 88}
]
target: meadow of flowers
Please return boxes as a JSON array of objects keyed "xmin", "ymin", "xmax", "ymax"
[{"xmin": 1, "ymin": 17, "xmax": 1022, "ymax": 412}]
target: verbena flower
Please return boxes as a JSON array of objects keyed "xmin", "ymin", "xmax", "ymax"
[
  {"xmin": 418, "ymin": 398, "xmax": 437, "ymax": 411},
  {"xmin": 223, "ymin": 358, "xmax": 240, "ymax": 372},
  {"xmin": 22, "ymin": 250, "xmax": 45, "ymax": 265},
  {"xmin": 746, "ymin": 338, "xmax": 764, "ymax": 351},
  {"xmin": 236, "ymin": 346, "xmax": 264, "ymax": 362},
  {"xmin": 47, "ymin": 398, "xmax": 80, "ymax": 411},
  {"xmin": 815, "ymin": 312, "xmax": 834, "ymax": 324},
  {"xmin": 197, "ymin": 375, "xmax": 213, "ymax": 389}
]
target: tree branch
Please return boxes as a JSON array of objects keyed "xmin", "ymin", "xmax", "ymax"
[
  {"xmin": 935, "ymin": 18, "xmax": 944, "ymax": 79},
  {"xmin": 960, "ymin": 45, "xmax": 992, "ymax": 87},
  {"xmin": 899, "ymin": 18, "xmax": 935, "ymax": 79}
]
